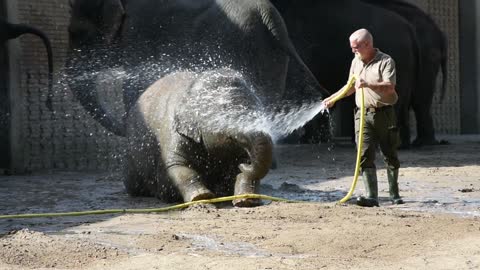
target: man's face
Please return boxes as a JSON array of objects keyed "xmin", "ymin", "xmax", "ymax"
[{"xmin": 350, "ymin": 40, "xmax": 368, "ymax": 60}]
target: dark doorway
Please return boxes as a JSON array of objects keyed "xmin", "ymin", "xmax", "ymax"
[
  {"xmin": 459, "ymin": 0, "xmax": 479, "ymax": 133},
  {"xmin": 0, "ymin": 0, "xmax": 11, "ymax": 170}
]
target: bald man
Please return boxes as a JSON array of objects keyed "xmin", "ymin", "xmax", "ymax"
[{"xmin": 323, "ymin": 28, "xmax": 404, "ymax": 207}]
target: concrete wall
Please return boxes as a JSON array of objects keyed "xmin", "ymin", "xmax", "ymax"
[
  {"xmin": 6, "ymin": 0, "xmax": 124, "ymax": 173},
  {"xmin": 408, "ymin": 0, "xmax": 461, "ymax": 135}
]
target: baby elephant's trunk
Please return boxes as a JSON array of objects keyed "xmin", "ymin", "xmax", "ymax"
[{"xmin": 233, "ymin": 131, "xmax": 273, "ymax": 207}]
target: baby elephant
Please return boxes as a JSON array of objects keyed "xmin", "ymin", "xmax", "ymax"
[{"xmin": 124, "ymin": 69, "xmax": 273, "ymax": 207}]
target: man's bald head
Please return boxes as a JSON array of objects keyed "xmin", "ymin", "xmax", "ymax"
[{"xmin": 349, "ymin": 28, "xmax": 373, "ymax": 44}]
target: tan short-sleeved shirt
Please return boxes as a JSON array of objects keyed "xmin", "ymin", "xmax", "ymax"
[{"xmin": 349, "ymin": 49, "xmax": 398, "ymax": 108}]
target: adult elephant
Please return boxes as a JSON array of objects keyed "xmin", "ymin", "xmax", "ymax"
[
  {"xmin": 361, "ymin": 0, "xmax": 448, "ymax": 146},
  {"xmin": 66, "ymin": 0, "xmax": 328, "ymax": 137},
  {"xmin": 272, "ymin": 0, "xmax": 419, "ymax": 148},
  {"xmin": 0, "ymin": 18, "xmax": 53, "ymax": 110},
  {"xmin": 127, "ymin": 68, "xmax": 311, "ymax": 206}
]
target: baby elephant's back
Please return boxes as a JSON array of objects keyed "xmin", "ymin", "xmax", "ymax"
[{"xmin": 135, "ymin": 71, "xmax": 199, "ymax": 127}]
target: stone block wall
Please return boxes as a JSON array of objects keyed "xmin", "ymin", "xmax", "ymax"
[
  {"xmin": 9, "ymin": 0, "xmax": 124, "ymax": 172},
  {"xmin": 409, "ymin": 0, "xmax": 461, "ymax": 135}
]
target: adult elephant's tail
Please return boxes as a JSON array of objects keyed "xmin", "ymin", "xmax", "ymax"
[{"xmin": 2, "ymin": 19, "xmax": 54, "ymax": 111}]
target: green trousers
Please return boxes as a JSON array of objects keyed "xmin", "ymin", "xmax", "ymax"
[{"xmin": 354, "ymin": 106, "xmax": 400, "ymax": 171}]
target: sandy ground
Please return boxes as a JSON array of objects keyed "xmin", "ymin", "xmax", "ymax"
[{"xmin": 0, "ymin": 135, "xmax": 479, "ymax": 270}]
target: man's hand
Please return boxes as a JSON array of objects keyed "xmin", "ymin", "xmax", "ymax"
[
  {"xmin": 322, "ymin": 97, "xmax": 335, "ymax": 109},
  {"xmin": 355, "ymin": 78, "xmax": 368, "ymax": 89}
]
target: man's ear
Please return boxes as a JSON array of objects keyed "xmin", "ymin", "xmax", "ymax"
[{"xmin": 174, "ymin": 114, "xmax": 202, "ymax": 143}]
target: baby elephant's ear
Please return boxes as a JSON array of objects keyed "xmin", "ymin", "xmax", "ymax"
[{"xmin": 174, "ymin": 114, "xmax": 202, "ymax": 144}]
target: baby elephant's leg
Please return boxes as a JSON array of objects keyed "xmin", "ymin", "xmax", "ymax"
[
  {"xmin": 233, "ymin": 166, "xmax": 262, "ymax": 207},
  {"xmin": 167, "ymin": 165, "xmax": 214, "ymax": 202},
  {"xmin": 233, "ymin": 132, "xmax": 273, "ymax": 207}
]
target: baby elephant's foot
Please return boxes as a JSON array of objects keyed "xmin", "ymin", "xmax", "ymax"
[
  {"xmin": 233, "ymin": 175, "xmax": 261, "ymax": 207},
  {"xmin": 183, "ymin": 182, "xmax": 215, "ymax": 202},
  {"xmin": 232, "ymin": 197, "xmax": 262, "ymax": 207}
]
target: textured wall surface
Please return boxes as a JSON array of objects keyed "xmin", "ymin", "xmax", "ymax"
[
  {"xmin": 7, "ymin": 0, "xmax": 461, "ymax": 171},
  {"xmin": 12, "ymin": 0, "xmax": 124, "ymax": 171}
]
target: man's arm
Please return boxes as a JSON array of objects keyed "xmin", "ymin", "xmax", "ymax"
[
  {"xmin": 323, "ymin": 83, "xmax": 356, "ymax": 109},
  {"xmin": 356, "ymin": 79, "xmax": 396, "ymax": 95}
]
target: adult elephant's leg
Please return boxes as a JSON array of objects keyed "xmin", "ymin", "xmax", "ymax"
[
  {"xmin": 124, "ymin": 148, "xmax": 155, "ymax": 197},
  {"xmin": 302, "ymin": 112, "xmax": 331, "ymax": 143},
  {"xmin": 411, "ymin": 72, "xmax": 437, "ymax": 146},
  {"xmin": 124, "ymin": 116, "xmax": 156, "ymax": 196},
  {"xmin": 395, "ymin": 93, "xmax": 411, "ymax": 149},
  {"xmin": 233, "ymin": 132, "xmax": 273, "ymax": 207},
  {"xmin": 393, "ymin": 74, "xmax": 413, "ymax": 149},
  {"xmin": 124, "ymin": 107, "xmax": 167, "ymax": 197}
]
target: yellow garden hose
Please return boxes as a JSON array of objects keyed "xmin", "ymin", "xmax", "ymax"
[
  {"xmin": 326, "ymin": 75, "xmax": 365, "ymax": 204},
  {"xmin": 328, "ymin": 75, "xmax": 357, "ymax": 104},
  {"xmin": 0, "ymin": 194, "xmax": 297, "ymax": 219}
]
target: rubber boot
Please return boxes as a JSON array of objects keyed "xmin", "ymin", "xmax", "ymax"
[
  {"xmin": 387, "ymin": 168, "xmax": 404, "ymax": 204},
  {"xmin": 357, "ymin": 168, "xmax": 379, "ymax": 207}
]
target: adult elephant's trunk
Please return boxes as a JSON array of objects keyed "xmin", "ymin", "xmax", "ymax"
[
  {"xmin": 65, "ymin": 48, "xmax": 126, "ymax": 136},
  {"xmin": 5, "ymin": 22, "xmax": 54, "ymax": 111},
  {"xmin": 260, "ymin": 2, "xmax": 331, "ymax": 100},
  {"xmin": 233, "ymin": 131, "xmax": 273, "ymax": 207}
]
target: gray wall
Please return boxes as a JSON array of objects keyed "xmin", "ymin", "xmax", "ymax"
[
  {"xmin": 5, "ymin": 0, "xmax": 124, "ymax": 173},
  {"xmin": 408, "ymin": 0, "xmax": 461, "ymax": 135}
]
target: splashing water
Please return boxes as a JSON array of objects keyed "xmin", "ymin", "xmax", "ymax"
[
  {"xmin": 176, "ymin": 69, "xmax": 328, "ymax": 142},
  {"xmin": 265, "ymin": 100, "xmax": 328, "ymax": 141},
  {"xmin": 61, "ymin": 49, "xmax": 329, "ymax": 143},
  {"xmin": 196, "ymin": 99, "xmax": 328, "ymax": 142}
]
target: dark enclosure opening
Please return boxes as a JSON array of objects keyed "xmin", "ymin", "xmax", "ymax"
[{"xmin": 459, "ymin": 0, "xmax": 479, "ymax": 133}]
